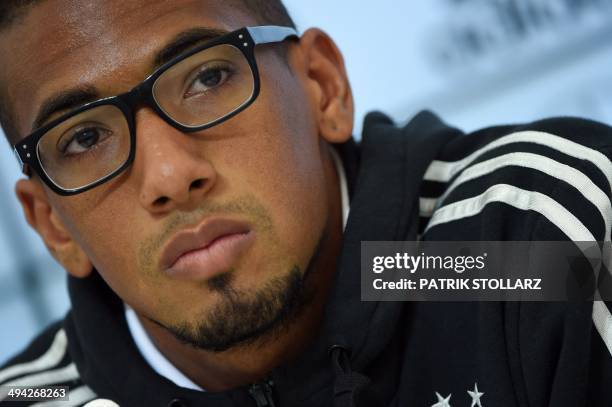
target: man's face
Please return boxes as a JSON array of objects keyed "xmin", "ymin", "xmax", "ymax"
[{"xmin": 1, "ymin": 0, "xmax": 349, "ymax": 351}]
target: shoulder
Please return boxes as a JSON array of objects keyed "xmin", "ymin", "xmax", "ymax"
[
  {"xmin": 0, "ymin": 320, "xmax": 97, "ymax": 405},
  {"xmin": 416, "ymin": 116, "xmax": 612, "ymax": 402},
  {"xmin": 0, "ymin": 321, "xmax": 66, "ymax": 373},
  {"xmin": 515, "ymin": 115, "xmax": 612, "ymax": 149},
  {"xmin": 419, "ymin": 115, "xmax": 612, "ymax": 241},
  {"xmin": 431, "ymin": 115, "xmax": 612, "ymax": 158}
]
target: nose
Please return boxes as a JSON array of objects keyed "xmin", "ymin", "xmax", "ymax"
[{"xmin": 133, "ymin": 109, "xmax": 217, "ymax": 214}]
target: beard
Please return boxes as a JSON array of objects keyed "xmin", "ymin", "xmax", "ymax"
[{"xmin": 161, "ymin": 264, "xmax": 315, "ymax": 352}]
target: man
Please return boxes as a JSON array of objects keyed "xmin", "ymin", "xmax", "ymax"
[{"xmin": 0, "ymin": 0, "xmax": 611, "ymax": 406}]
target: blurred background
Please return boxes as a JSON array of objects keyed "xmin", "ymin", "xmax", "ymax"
[{"xmin": 2, "ymin": 0, "xmax": 612, "ymax": 363}]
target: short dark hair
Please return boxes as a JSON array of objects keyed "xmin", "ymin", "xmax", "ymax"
[
  {"xmin": 0, "ymin": 1, "xmax": 41, "ymax": 28},
  {"xmin": 0, "ymin": 0, "xmax": 296, "ymax": 144}
]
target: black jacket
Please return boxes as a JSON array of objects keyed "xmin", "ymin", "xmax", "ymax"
[{"xmin": 2, "ymin": 111, "xmax": 612, "ymax": 406}]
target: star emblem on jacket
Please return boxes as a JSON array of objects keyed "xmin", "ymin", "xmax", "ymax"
[
  {"xmin": 431, "ymin": 392, "xmax": 452, "ymax": 407},
  {"xmin": 431, "ymin": 382, "xmax": 485, "ymax": 406},
  {"xmin": 467, "ymin": 383, "xmax": 484, "ymax": 407}
]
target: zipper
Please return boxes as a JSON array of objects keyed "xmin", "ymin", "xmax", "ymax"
[{"xmin": 248, "ymin": 379, "xmax": 277, "ymax": 407}]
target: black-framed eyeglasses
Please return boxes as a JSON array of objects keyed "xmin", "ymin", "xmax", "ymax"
[{"xmin": 13, "ymin": 25, "xmax": 299, "ymax": 196}]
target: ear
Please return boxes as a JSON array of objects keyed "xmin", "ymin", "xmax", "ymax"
[
  {"xmin": 15, "ymin": 179, "xmax": 92, "ymax": 278},
  {"xmin": 295, "ymin": 28, "xmax": 354, "ymax": 143}
]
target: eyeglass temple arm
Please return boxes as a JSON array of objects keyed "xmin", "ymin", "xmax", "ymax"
[
  {"xmin": 13, "ymin": 147, "xmax": 32, "ymax": 177},
  {"xmin": 247, "ymin": 26, "xmax": 299, "ymax": 45}
]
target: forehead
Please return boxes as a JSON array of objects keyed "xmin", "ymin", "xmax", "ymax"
[{"xmin": 0, "ymin": 0, "xmax": 257, "ymax": 138}]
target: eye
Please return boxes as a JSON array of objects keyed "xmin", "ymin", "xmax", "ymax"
[
  {"xmin": 60, "ymin": 126, "xmax": 112, "ymax": 156},
  {"xmin": 184, "ymin": 63, "xmax": 233, "ymax": 98}
]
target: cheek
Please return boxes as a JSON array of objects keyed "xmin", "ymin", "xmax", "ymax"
[
  {"xmin": 221, "ymin": 86, "xmax": 328, "ymax": 263},
  {"xmin": 53, "ymin": 194, "xmax": 144, "ymax": 285},
  {"xmin": 232, "ymin": 127, "xmax": 325, "ymax": 215}
]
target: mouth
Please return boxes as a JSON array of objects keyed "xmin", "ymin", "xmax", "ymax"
[{"xmin": 160, "ymin": 218, "xmax": 255, "ymax": 280}]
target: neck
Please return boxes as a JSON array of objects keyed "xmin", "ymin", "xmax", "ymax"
[{"xmin": 138, "ymin": 146, "xmax": 344, "ymax": 391}]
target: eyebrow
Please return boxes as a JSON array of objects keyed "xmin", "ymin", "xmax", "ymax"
[
  {"xmin": 154, "ymin": 27, "xmax": 228, "ymax": 67},
  {"xmin": 31, "ymin": 27, "xmax": 229, "ymax": 132}
]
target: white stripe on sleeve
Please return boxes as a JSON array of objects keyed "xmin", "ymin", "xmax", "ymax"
[
  {"xmin": 0, "ymin": 363, "xmax": 80, "ymax": 401},
  {"xmin": 593, "ymin": 301, "xmax": 612, "ymax": 357},
  {"xmin": 424, "ymin": 131, "xmax": 612, "ymax": 189},
  {"xmin": 0, "ymin": 329, "xmax": 67, "ymax": 384},
  {"xmin": 426, "ymin": 152, "xmax": 612, "ymax": 241},
  {"xmin": 419, "ymin": 197, "xmax": 438, "ymax": 217},
  {"xmin": 423, "ymin": 183, "xmax": 596, "ymax": 241}
]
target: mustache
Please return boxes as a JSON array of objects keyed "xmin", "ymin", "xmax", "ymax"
[{"xmin": 138, "ymin": 195, "xmax": 273, "ymax": 273}]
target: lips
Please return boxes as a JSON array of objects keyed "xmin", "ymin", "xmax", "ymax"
[{"xmin": 160, "ymin": 218, "xmax": 254, "ymax": 280}]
